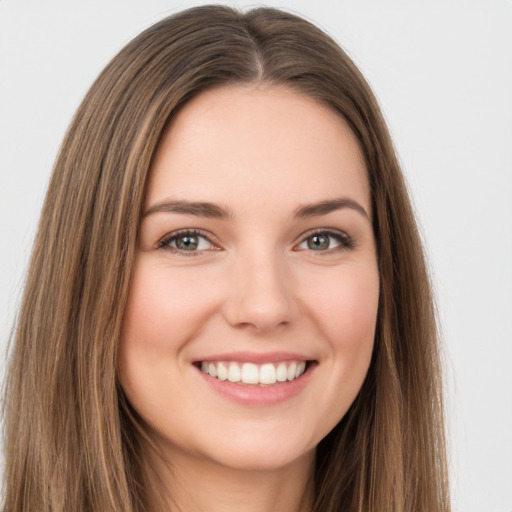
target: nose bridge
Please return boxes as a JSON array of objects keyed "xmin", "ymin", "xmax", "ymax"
[{"xmin": 224, "ymin": 244, "xmax": 296, "ymax": 332}]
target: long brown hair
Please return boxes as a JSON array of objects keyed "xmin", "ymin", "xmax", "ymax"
[{"xmin": 2, "ymin": 5, "xmax": 450, "ymax": 511}]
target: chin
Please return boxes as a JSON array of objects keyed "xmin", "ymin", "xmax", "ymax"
[
  {"xmin": 192, "ymin": 427, "xmax": 318, "ymax": 473},
  {"xmin": 207, "ymin": 443, "xmax": 316, "ymax": 473}
]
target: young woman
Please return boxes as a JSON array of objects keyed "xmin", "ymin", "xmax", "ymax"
[{"xmin": 2, "ymin": 5, "xmax": 450, "ymax": 511}]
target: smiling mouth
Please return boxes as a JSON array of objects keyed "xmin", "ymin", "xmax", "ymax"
[{"xmin": 196, "ymin": 360, "xmax": 312, "ymax": 386}]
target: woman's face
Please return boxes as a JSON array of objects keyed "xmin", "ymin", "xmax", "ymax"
[{"xmin": 119, "ymin": 85, "xmax": 379, "ymax": 473}]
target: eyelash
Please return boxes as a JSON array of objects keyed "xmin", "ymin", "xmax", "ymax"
[{"xmin": 158, "ymin": 228, "xmax": 355, "ymax": 256}]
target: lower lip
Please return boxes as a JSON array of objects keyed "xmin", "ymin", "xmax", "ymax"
[{"xmin": 196, "ymin": 363, "xmax": 316, "ymax": 406}]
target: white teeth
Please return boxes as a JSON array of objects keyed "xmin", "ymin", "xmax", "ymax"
[
  {"xmin": 276, "ymin": 362, "xmax": 288, "ymax": 382},
  {"xmin": 259, "ymin": 363, "xmax": 277, "ymax": 384},
  {"xmin": 227, "ymin": 363, "xmax": 241, "ymax": 383},
  {"xmin": 287, "ymin": 361, "xmax": 297, "ymax": 381},
  {"xmin": 217, "ymin": 362, "xmax": 228, "ymax": 381},
  {"xmin": 241, "ymin": 363, "xmax": 259, "ymax": 384},
  {"xmin": 199, "ymin": 360, "xmax": 309, "ymax": 386}
]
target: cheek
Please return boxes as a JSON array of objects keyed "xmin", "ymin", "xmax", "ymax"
[
  {"xmin": 320, "ymin": 270, "xmax": 378, "ymax": 422},
  {"xmin": 300, "ymin": 263, "xmax": 379, "ymax": 398},
  {"xmin": 118, "ymin": 259, "xmax": 218, "ymax": 405},
  {"xmin": 307, "ymin": 265, "xmax": 379, "ymax": 345},
  {"xmin": 121, "ymin": 259, "xmax": 216, "ymax": 350}
]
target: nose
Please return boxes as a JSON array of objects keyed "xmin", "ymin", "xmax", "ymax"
[{"xmin": 222, "ymin": 249, "xmax": 298, "ymax": 333}]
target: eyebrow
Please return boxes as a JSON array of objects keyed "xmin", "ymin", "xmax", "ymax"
[
  {"xmin": 143, "ymin": 199, "xmax": 233, "ymax": 219},
  {"xmin": 143, "ymin": 197, "xmax": 369, "ymax": 221},
  {"xmin": 293, "ymin": 198, "xmax": 370, "ymax": 220}
]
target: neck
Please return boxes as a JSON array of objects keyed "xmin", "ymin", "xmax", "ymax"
[{"xmin": 146, "ymin": 446, "xmax": 316, "ymax": 512}]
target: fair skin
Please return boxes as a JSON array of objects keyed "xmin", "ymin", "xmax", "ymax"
[{"xmin": 118, "ymin": 84, "xmax": 380, "ymax": 512}]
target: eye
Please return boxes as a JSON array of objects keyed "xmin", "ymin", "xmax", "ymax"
[
  {"xmin": 159, "ymin": 229, "xmax": 217, "ymax": 254},
  {"xmin": 296, "ymin": 230, "xmax": 354, "ymax": 252}
]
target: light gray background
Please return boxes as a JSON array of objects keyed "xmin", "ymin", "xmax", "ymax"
[{"xmin": 1, "ymin": 1, "xmax": 511, "ymax": 510}]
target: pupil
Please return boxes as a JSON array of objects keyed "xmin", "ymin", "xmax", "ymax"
[
  {"xmin": 177, "ymin": 235, "xmax": 198, "ymax": 250},
  {"xmin": 308, "ymin": 235, "xmax": 329, "ymax": 250}
]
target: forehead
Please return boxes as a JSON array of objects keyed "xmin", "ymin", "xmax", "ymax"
[{"xmin": 145, "ymin": 84, "xmax": 370, "ymax": 216}]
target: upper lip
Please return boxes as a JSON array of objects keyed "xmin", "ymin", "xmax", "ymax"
[{"xmin": 192, "ymin": 351, "xmax": 315, "ymax": 365}]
